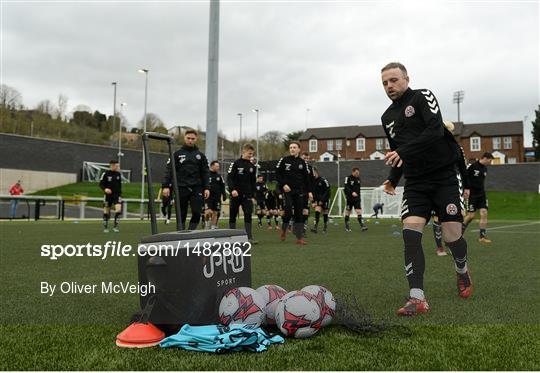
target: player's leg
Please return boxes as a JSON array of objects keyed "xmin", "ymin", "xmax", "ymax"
[
  {"xmin": 280, "ymin": 193, "xmax": 293, "ymax": 240},
  {"xmin": 322, "ymin": 202, "xmax": 329, "ymax": 233},
  {"xmin": 256, "ymin": 203, "xmax": 263, "ymax": 227},
  {"xmin": 462, "ymin": 195, "xmax": 477, "ymax": 233},
  {"xmin": 229, "ymin": 195, "xmax": 240, "ymax": 229},
  {"xmin": 187, "ymin": 190, "xmax": 203, "ymax": 230},
  {"xmin": 266, "ymin": 208, "xmax": 273, "ymax": 229},
  {"xmin": 356, "ymin": 203, "xmax": 367, "ymax": 231},
  {"xmin": 178, "ymin": 189, "xmax": 190, "ymax": 230},
  {"xmin": 312, "ymin": 203, "xmax": 321, "ymax": 233},
  {"xmin": 112, "ymin": 200, "xmax": 122, "ymax": 232},
  {"xmin": 103, "ymin": 201, "xmax": 111, "ymax": 232},
  {"xmin": 302, "ymin": 195, "xmax": 309, "ymax": 237},
  {"xmin": 293, "ymin": 194, "xmax": 306, "ymax": 244},
  {"xmin": 437, "ymin": 181, "xmax": 473, "ymax": 298},
  {"xmin": 344, "ymin": 201, "xmax": 352, "ymax": 231},
  {"xmin": 242, "ymin": 196, "xmax": 256, "ymax": 243},
  {"xmin": 432, "ymin": 214, "xmax": 446, "ymax": 256},
  {"xmin": 478, "ymin": 193, "xmax": 491, "ymax": 243}
]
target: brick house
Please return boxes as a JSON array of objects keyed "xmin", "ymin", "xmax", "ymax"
[{"xmin": 299, "ymin": 121, "xmax": 524, "ymax": 164}]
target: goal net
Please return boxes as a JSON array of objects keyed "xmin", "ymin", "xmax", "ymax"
[
  {"xmin": 82, "ymin": 161, "xmax": 132, "ymax": 183},
  {"xmin": 328, "ymin": 187, "xmax": 404, "ymax": 218}
]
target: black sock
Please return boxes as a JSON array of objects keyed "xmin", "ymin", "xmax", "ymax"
[
  {"xmin": 258, "ymin": 214, "xmax": 263, "ymax": 224},
  {"xmin": 479, "ymin": 228, "xmax": 486, "ymax": 238},
  {"xmin": 294, "ymin": 223, "xmax": 303, "ymax": 239},
  {"xmin": 266, "ymin": 216, "xmax": 271, "ymax": 225},
  {"xmin": 103, "ymin": 213, "xmax": 109, "ymax": 228},
  {"xmin": 357, "ymin": 214, "xmax": 363, "ymax": 226},
  {"xmin": 245, "ymin": 222, "xmax": 253, "ymax": 240},
  {"xmin": 433, "ymin": 221, "xmax": 443, "ymax": 248},
  {"xmin": 167, "ymin": 206, "xmax": 172, "ymax": 219},
  {"xmin": 403, "ymin": 229, "xmax": 425, "ymax": 290},
  {"xmin": 274, "ymin": 216, "xmax": 279, "ymax": 224},
  {"xmin": 345, "ymin": 215, "xmax": 350, "ymax": 227},
  {"xmin": 229, "ymin": 221, "xmax": 236, "ymax": 229},
  {"xmin": 114, "ymin": 213, "xmax": 120, "ymax": 228},
  {"xmin": 161, "ymin": 205, "xmax": 166, "ymax": 216},
  {"xmin": 315, "ymin": 211, "xmax": 320, "ymax": 224},
  {"xmin": 323, "ymin": 214, "xmax": 328, "ymax": 227},
  {"xmin": 446, "ymin": 237, "xmax": 468, "ymax": 274}
]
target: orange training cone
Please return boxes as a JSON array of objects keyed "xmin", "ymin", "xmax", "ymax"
[{"xmin": 115, "ymin": 322, "xmax": 165, "ymax": 348}]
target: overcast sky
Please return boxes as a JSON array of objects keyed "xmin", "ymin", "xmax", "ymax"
[{"xmin": 2, "ymin": 0, "xmax": 538, "ymax": 146}]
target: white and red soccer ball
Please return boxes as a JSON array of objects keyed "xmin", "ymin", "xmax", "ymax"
[
  {"xmin": 218, "ymin": 287, "xmax": 265, "ymax": 327},
  {"xmin": 275, "ymin": 290, "xmax": 322, "ymax": 338},
  {"xmin": 255, "ymin": 284, "xmax": 288, "ymax": 325},
  {"xmin": 301, "ymin": 285, "xmax": 336, "ymax": 327}
]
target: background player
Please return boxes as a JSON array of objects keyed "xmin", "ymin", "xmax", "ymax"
[
  {"xmin": 227, "ymin": 144, "xmax": 257, "ymax": 243},
  {"xmin": 344, "ymin": 167, "xmax": 368, "ymax": 232},
  {"xmin": 162, "ymin": 129, "xmax": 210, "ymax": 230},
  {"xmin": 254, "ymin": 174, "xmax": 268, "ymax": 228},
  {"xmin": 310, "ymin": 167, "xmax": 331, "ymax": 234},
  {"xmin": 205, "ymin": 160, "xmax": 226, "ymax": 229},
  {"xmin": 463, "ymin": 152, "xmax": 494, "ymax": 243},
  {"xmin": 371, "ymin": 202, "xmax": 384, "ymax": 218},
  {"xmin": 380, "ymin": 62, "xmax": 472, "ymax": 316},
  {"xmin": 300, "ymin": 152, "xmax": 315, "ymax": 236},
  {"xmin": 265, "ymin": 184, "xmax": 279, "ymax": 229},
  {"xmin": 99, "ymin": 160, "xmax": 122, "ymax": 233},
  {"xmin": 156, "ymin": 186, "xmax": 173, "ymax": 224},
  {"xmin": 276, "ymin": 141, "xmax": 312, "ymax": 245}
]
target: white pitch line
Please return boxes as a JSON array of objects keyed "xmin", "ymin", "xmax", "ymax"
[
  {"xmin": 487, "ymin": 230, "xmax": 540, "ymax": 234},
  {"xmin": 472, "ymin": 221, "xmax": 540, "ymax": 232}
]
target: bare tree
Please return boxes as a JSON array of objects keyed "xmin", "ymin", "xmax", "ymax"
[
  {"xmin": 0, "ymin": 84, "xmax": 22, "ymax": 109},
  {"xmin": 35, "ymin": 100, "xmax": 55, "ymax": 116},
  {"xmin": 137, "ymin": 113, "xmax": 166, "ymax": 132},
  {"xmin": 55, "ymin": 94, "xmax": 68, "ymax": 121}
]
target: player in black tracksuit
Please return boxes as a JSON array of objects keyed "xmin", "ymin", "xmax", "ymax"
[
  {"xmin": 344, "ymin": 167, "xmax": 368, "ymax": 232},
  {"xmin": 254, "ymin": 175, "xmax": 268, "ymax": 228},
  {"xmin": 276, "ymin": 141, "xmax": 313, "ymax": 245},
  {"xmin": 265, "ymin": 185, "xmax": 280, "ymax": 229},
  {"xmin": 162, "ymin": 130, "xmax": 210, "ymax": 230},
  {"xmin": 99, "ymin": 160, "xmax": 122, "ymax": 232},
  {"xmin": 463, "ymin": 152, "xmax": 494, "ymax": 243},
  {"xmin": 310, "ymin": 167, "xmax": 331, "ymax": 234},
  {"xmin": 204, "ymin": 161, "xmax": 227, "ymax": 229},
  {"xmin": 380, "ymin": 62, "xmax": 472, "ymax": 316},
  {"xmin": 227, "ymin": 144, "xmax": 257, "ymax": 242}
]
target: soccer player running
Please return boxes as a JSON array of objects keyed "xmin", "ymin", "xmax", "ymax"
[
  {"xmin": 276, "ymin": 141, "xmax": 313, "ymax": 245},
  {"xmin": 227, "ymin": 144, "xmax": 258, "ymax": 243},
  {"xmin": 380, "ymin": 62, "xmax": 472, "ymax": 316},
  {"xmin": 99, "ymin": 160, "xmax": 122, "ymax": 233},
  {"xmin": 162, "ymin": 129, "xmax": 210, "ymax": 230},
  {"xmin": 205, "ymin": 161, "xmax": 227, "ymax": 229},
  {"xmin": 254, "ymin": 175, "xmax": 268, "ymax": 228},
  {"xmin": 344, "ymin": 167, "xmax": 368, "ymax": 232},
  {"xmin": 310, "ymin": 167, "xmax": 331, "ymax": 234},
  {"xmin": 462, "ymin": 152, "xmax": 494, "ymax": 243}
]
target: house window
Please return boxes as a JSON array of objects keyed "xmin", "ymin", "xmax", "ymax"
[
  {"xmin": 504, "ymin": 136, "xmax": 512, "ymax": 149},
  {"xmin": 508, "ymin": 157, "xmax": 517, "ymax": 164},
  {"xmin": 376, "ymin": 138, "xmax": 384, "ymax": 150},
  {"xmin": 356, "ymin": 137, "xmax": 365, "ymax": 152},
  {"xmin": 309, "ymin": 139, "xmax": 317, "ymax": 153},
  {"xmin": 470, "ymin": 136, "xmax": 481, "ymax": 151},
  {"xmin": 336, "ymin": 139, "xmax": 342, "ymax": 151},
  {"xmin": 492, "ymin": 137, "xmax": 501, "ymax": 150},
  {"xmin": 327, "ymin": 140, "xmax": 333, "ymax": 151},
  {"xmin": 385, "ymin": 139, "xmax": 390, "ymax": 150}
]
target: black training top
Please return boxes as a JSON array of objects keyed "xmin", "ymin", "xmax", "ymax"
[
  {"xmin": 209, "ymin": 170, "xmax": 226, "ymax": 200},
  {"xmin": 275, "ymin": 155, "xmax": 312, "ymax": 194},
  {"xmin": 381, "ymin": 87, "xmax": 458, "ymax": 186},
  {"xmin": 467, "ymin": 161, "xmax": 488, "ymax": 192},
  {"xmin": 99, "ymin": 170, "xmax": 122, "ymax": 196},
  {"xmin": 344, "ymin": 174, "xmax": 361, "ymax": 198},
  {"xmin": 162, "ymin": 144, "xmax": 210, "ymax": 189},
  {"xmin": 313, "ymin": 176, "xmax": 331, "ymax": 201},
  {"xmin": 227, "ymin": 158, "xmax": 257, "ymax": 196}
]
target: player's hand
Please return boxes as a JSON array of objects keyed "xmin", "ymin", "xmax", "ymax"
[
  {"xmin": 384, "ymin": 151, "xmax": 402, "ymax": 167},
  {"xmin": 311, "ymin": 203, "xmax": 317, "ymax": 209},
  {"xmin": 463, "ymin": 189, "xmax": 470, "ymax": 200},
  {"xmin": 231, "ymin": 190, "xmax": 239, "ymax": 197},
  {"xmin": 383, "ymin": 180, "xmax": 396, "ymax": 195},
  {"xmin": 204, "ymin": 189, "xmax": 210, "ymax": 199},
  {"xmin": 222, "ymin": 194, "xmax": 227, "ymax": 202},
  {"xmin": 352, "ymin": 192, "xmax": 358, "ymax": 197},
  {"xmin": 308, "ymin": 192, "xmax": 313, "ymax": 201},
  {"xmin": 162, "ymin": 188, "xmax": 170, "ymax": 197},
  {"xmin": 283, "ymin": 185, "xmax": 291, "ymax": 193},
  {"xmin": 104, "ymin": 188, "xmax": 112, "ymax": 195}
]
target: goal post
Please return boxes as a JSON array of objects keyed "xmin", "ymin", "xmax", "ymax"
[{"xmin": 328, "ymin": 186, "xmax": 404, "ymax": 218}]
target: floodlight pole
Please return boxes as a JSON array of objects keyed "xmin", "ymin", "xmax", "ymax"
[
  {"xmin": 237, "ymin": 113, "xmax": 242, "ymax": 156},
  {"xmin": 453, "ymin": 90, "xmax": 464, "ymax": 122},
  {"xmin": 139, "ymin": 68, "xmax": 149, "ymax": 219},
  {"xmin": 253, "ymin": 108, "xmax": 260, "ymax": 176},
  {"xmin": 205, "ymin": 0, "xmax": 220, "ymax": 163},
  {"xmin": 112, "ymin": 82, "xmax": 117, "ymax": 148},
  {"xmin": 118, "ymin": 103, "xmax": 127, "ymax": 168}
]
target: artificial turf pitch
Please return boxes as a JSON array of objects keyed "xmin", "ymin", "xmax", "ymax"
[{"xmin": 1, "ymin": 218, "xmax": 539, "ymax": 370}]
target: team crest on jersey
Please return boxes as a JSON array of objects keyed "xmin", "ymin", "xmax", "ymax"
[
  {"xmin": 249, "ymin": 167, "xmax": 254, "ymax": 173},
  {"xmin": 107, "ymin": 176, "xmax": 112, "ymax": 181},
  {"xmin": 299, "ymin": 164, "xmax": 303, "ymax": 170},
  {"xmin": 404, "ymin": 105, "xmax": 415, "ymax": 117},
  {"xmin": 178, "ymin": 154, "xmax": 186, "ymax": 163},
  {"xmin": 446, "ymin": 203, "xmax": 458, "ymax": 216},
  {"xmin": 216, "ymin": 177, "xmax": 220, "ymax": 181},
  {"xmin": 196, "ymin": 154, "xmax": 201, "ymax": 160}
]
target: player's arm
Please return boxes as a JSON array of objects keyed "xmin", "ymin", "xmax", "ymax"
[
  {"xmin": 200, "ymin": 154, "xmax": 210, "ymax": 190},
  {"xmin": 275, "ymin": 157, "xmax": 286, "ymax": 190},
  {"xmin": 162, "ymin": 156, "xmax": 173, "ymax": 188},
  {"xmin": 227, "ymin": 162, "xmax": 238, "ymax": 194},
  {"xmin": 220, "ymin": 177, "xmax": 227, "ymax": 201},
  {"xmin": 321, "ymin": 179, "xmax": 330, "ymax": 201},
  {"xmin": 456, "ymin": 145, "xmax": 470, "ymax": 190},
  {"xmin": 394, "ymin": 90, "xmax": 445, "ymax": 162},
  {"xmin": 344, "ymin": 176, "xmax": 352, "ymax": 196},
  {"xmin": 99, "ymin": 172, "xmax": 109, "ymax": 192}
]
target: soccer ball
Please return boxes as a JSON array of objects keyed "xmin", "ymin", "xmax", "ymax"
[
  {"xmin": 275, "ymin": 290, "xmax": 321, "ymax": 338},
  {"xmin": 255, "ymin": 284, "xmax": 288, "ymax": 325},
  {"xmin": 218, "ymin": 287, "xmax": 265, "ymax": 327},
  {"xmin": 301, "ymin": 285, "xmax": 336, "ymax": 327}
]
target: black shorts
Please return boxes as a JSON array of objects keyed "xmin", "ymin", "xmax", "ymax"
[
  {"xmin": 468, "ymin": 191, "xmax": 488, "ymax": 212},
  {"xmin": 265, "ymin": 199, "xmax": 277, "ymax": 210},
  {"xmin": 205, "ymin": 196, "xmax": 221, "ymax": 211},
  {"xmin": 315, "ymin": 200, "xmax": 329, "ymax": 209},
  {"xmin": 346, "ymin": 197, "xmax": 361, "ymax": 210},
  {"xmin": 104, "ymin": 194, "xmax": 121, "ymax": 207},
  {"xmin": 256, "ymin": 199, "xmax": 266, "ymax": 210},
  {"xmin": 303, "ymin": 194, "xmax": 310, "ymax": 210},
  {"xmin": 401, "ymin": 175, "xmax": 464, "ymax": 223}
]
